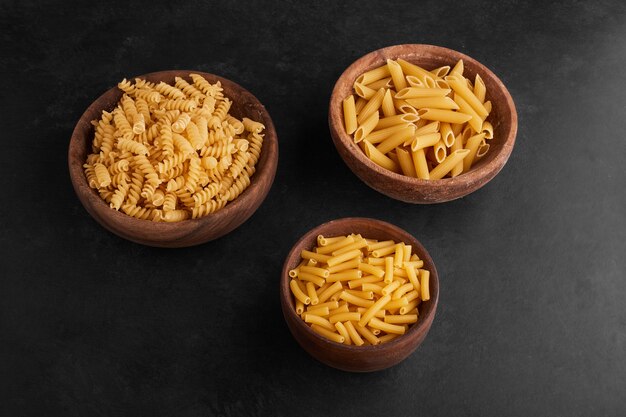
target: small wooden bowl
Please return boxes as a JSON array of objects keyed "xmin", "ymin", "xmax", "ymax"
[
  {"xmin": 280, "ymin": 217, "xmax": 439, "ymax": 372},
  {"xmin": 329, "ymin": 44, "xmax": 518, "ymax": 203},
  {"xmin": 68, "ymin": 70, "xmax": 278, "ymax": 247}
]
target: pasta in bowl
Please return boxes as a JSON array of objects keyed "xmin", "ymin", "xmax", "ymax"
[
  {"xmin": 280, "ymin": 217, "xmax": 439, "ymax": 372},
  {"xmin": 69, "ymin": 70, "xmax": 278, "ymax": 247},
  {"xmin": 329, "ymin": 44, "xmax": 517, "ymax": 203}
]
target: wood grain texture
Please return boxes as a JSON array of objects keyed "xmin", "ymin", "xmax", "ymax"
[
  {"xmin": 329, "ymin": 44, "xmax": 518, "ymax": 203},
  {"xmin": 280, "ymin": 217, "xmax": 439, "ymax": 372},
  {"xmin": 68, "ymin": 70, "xmax": 278, "ymax": 247}
]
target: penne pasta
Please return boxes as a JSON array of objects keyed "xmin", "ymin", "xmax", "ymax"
[
  {"xmin": 356, "ymin": 65, "xmax": 391, "ymax": 85},
  {"xmin": 474, "ymin": 73, "xmax": 486, "ymax": 103},
  {"xmin": 440, "ymin": 122, "xmax": 455, "ymax": 147},
  {"xmin": 405, "ymin": 96, "xmax": 460, "ymax": 110},
  {"xmin": 380, "ymin": 89, "xmax": 396, "ymax": 117},
  {"xmin": 353, "ymin": 111, "xmax": 379, "ymax": 143},
  {"xmin": 354, "ymin": 83, "xmax": 376, "ymax": 99},
  {"xmin": 342, "ymin": 95, "xmax": 358, "ymax": 134},
  {"xmin": 482, "ymin": 121, "xmax": 494, "ymax": 139},
  {"xmin": 343, "ymin": 58, "xmax": 494, "ymax": 180},
  {"xmin": 387, "ymin": 59, "xmax": 408, "ymax": 91},
  {"xmin": 429, "ymin": 149, "xmax": 470, "ymax": 180},
  {"xmin": 395, "ymin": 87, "xmax": 451, "ymax": 99},
  {"xmin": 376, "ymin": 113, "xmax": 420, "ymax": 130},
  {"xmin": 357, "ymin": 88, "xmax": 386, "ymax": 124},
  {"xmin": 396, "ymin": 147, "xmax": 417, "ymax": 177},
  {"xmin": 453, "ymin": 93, "xmax": 483, "ymax": 133},
  {"xmin": 445, "ymin": 75, "xmax": 489, "ymax": 117},
  {"xmin": 411, "ymin": 132, "xmax": 441, "ymax": 151},
  {"xmin": 363, "ymin": 140, "xmax": 399, "ymax": 172},
  {"xmin": 417, "ymin": 108, "xmax": 472, "ymax": 124},
  {"xmin": 375, "ymin": 125, "xmax": 416, "ymax": 154},
  {"xmin": 431, "ymin": 65, "xmax": 451, "ymax": 78},
  {"xmin": 367, "ymin": 77, "xmax": 393, "ymax": 90},
  {"xmin": 463, "ymin": 133, "xmax": 486, "ymax": 172},
  {"xmin": 392, "ymin": 98, "xmax": 418, "ymax": 114}
]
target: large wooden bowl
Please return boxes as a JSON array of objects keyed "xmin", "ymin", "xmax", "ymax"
[
  {"xmin": 280, "ymin": 217, "xmax": 439, "ymax": 372},
  {"xmin": 329, "ymin": 44, "xmax": 518, "ymax": 203},
  {"xmin": 68, "ymin": 70, "xmax": 278, "ymax": 247}
]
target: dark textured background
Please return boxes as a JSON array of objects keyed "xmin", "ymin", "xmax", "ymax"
[{"xmin": 1, "ymin": 1, "xmax": 625, "ymax": 416}]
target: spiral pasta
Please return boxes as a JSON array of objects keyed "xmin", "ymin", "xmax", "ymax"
[{"xmin": 83, "ymin": 73, "xmax": 265, "ymax": 221}]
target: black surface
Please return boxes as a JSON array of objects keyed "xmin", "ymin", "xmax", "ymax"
[{"xmin": 1, "ymin": 1, "xmax": 625, "ymax": 416}]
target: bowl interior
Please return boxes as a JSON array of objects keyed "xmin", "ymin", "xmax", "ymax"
[
  {"xmin": 281, "ymin": 217, "xmax": 439, "ymax": 351},
  {"xmin": 330, "ymin": 44, "xmax": 517, "ymax": 184},
  {"xmin": 68, "ymin": 70, "xmax": 278, "ymax": 245}
]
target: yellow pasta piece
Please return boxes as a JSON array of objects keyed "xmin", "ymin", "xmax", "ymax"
[
  {"xmin": 85, "ymin": 74, "xmax": 263, "ymax": 221},
  {"xmin": 357, "ymin": 88, "xmax": 385, "ymax": 124},
  {"xmin": 290, "ymin": 234, "xmax": 432, "ymax": 346},
  {"xmin": 420, "ymin": 269, "xmax": 430, "ymax": 301},
  {"xmin": 354, "ymin": 111, "xmax": 379, "ymax": 143},
  {"xmin": 317, "ymin": 281, "xmax": 343, "ymax": 304},
  {"xmin": 385, "ymin": 314, "xmax": 418, "ymax": 324},
  {"xmin": 445, "ymin": 75, "xmax": 489, "ymax": 117},
  {"xmin": 329, "ymin": 312, "xmax": 361, "ymax": 324},
  {"xmin": 334, "ymin": 322, "xmax": 351, "ymax": 345},
  {"xmin": 327, "ymin": 269, "xmax": 362, "ymax": 282},
  {"xmin": 344, "ymin": 321, "xmax": 365, "ymax": 346},
  {"xmin": 316, "ymin": 235, "xmax": 355, "ymax": 254},
  {"xmin": 299, "ymin": 265, "xmax": 330, "ymax": 278},
  {"xmin": 363, "ymin": 141, "xmax": 399, "ymax": 172},
  {"xmin": 463, "ymin": 133, "xmax": 486, "ymax": 172},
  {"xmin": 369, "ymin": 317, "xmax": 406, "ymax": 335},
  {"xmin": 356, "ymin": 65, "xmax": 391, "ymax": 85},
  {"xmin": 429, "ymin": 149, "xmax": 470, "ymax": 180},
  {"xmin": 395, "ymin": 87, "xmax": 451, "ymax": 99},
  {"xmin": 290, "ymin": 279, "xmax": 311, "ymax": 305},
  {"xmin": 305, "ymin": 306, "xmax": 329, "ymax": 316},
  {"xmin": 304, "ymin": 314, "xmax": 334, "ymax": 331},
  {"xmin": 343, "ymin": 95, "xmax": 358, "ymax": 135},
  {"xmin": 306, "ymin": 282, "xmax": 319, "ymax": 306},
  {"xmin": 405, "ymin": 96, "xmax": 460, "ymax": 110},
  {"xmin": 387, "ymin": 59, "xmax": 407, "ymax": 91},
  {"xmin": 375, "ymin": 125, "xmax": 416, "ymax": 155},
  {"xmin": 354, "ymin": 323, "xmax": 380, "ymax": 345},
  {"xmin": 311, "ymin": 324, "xmax": 345, "ymax": 344}
]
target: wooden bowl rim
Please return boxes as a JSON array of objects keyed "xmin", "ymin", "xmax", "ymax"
[
  {"xmin": 68, "ymin": 70, "xmax": 278, "ymax": 237},
  {"xmin": 280, "ymin": 217, "xmax": 439, "ymax": 352},
  {"xmin": 329, "ymin": 43, "xmax": 518, "ymax": 187}
]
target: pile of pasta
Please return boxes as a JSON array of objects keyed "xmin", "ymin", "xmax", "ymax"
[
  {"xmin": 342, "ymin": 59, "xmax": 494, "ymax": 180},
  {"xmin": 289, "ymin": 234, "xmax": 430, "ymax": 345},
  {"xmin": 83, "ymin": 74, "xmax": 264, "ymax": 222}
]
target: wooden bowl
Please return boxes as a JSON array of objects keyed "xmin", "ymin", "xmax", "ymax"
[
  {"xmin": 280, "ymin": 217, "xmax": 439, "ymax": 372},
  {"xmin": 68, "ymin": 70, "xmax": 278, "ymax": 247},
  {"xmin": 329, "ymin": 44, "xmax": 518, "ymax": 203}
]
